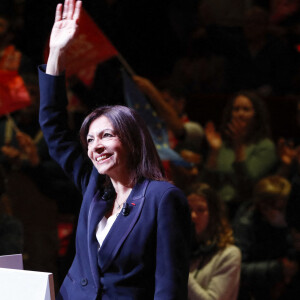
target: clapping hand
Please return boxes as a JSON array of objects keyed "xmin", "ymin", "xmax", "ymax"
[
  {"xmin": 205, "ymin": 121, "xmax": 222, "ymax": 151},
  {"xmin": 225, "ymin": 118, "xmax": 248, "ymax": 146}
]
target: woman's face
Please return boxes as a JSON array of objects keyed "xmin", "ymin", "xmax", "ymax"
[
  {"xmin": 188, "ymin": 194, "xmax": 209, "ymax": 238},
  {"xmin": 231, "ymin": 95, "xmax": 255, "ymax": 125},
  {"xmin": 87, "ymin": 115, "xmax": 129, "ymax": 179}
]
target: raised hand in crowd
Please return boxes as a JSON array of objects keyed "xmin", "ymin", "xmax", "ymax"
[
  {"xmin": 204, "ymin": 121, "xmax": 222, "ymax": 169},
  {"xmin": 277, "ymin": 137, "xmax": 300, "ymax": 178},
  {"xmin": 278, "ymin": 138, "xmax": 298, "ymax": 166},
  {"xmin": 205, "ymin": 121, "xmax": 222, "ymax": 151},
  {"xmin": 1, "ymin": 131, "xmax": 39, "ymax": 166},
  {"xmin": 180, "ymin": 149, "xmax": 202, "ymax": 165}
]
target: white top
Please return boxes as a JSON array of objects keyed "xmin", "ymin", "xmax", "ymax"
[
  {"xmin": 96, "ymin": 214, "xmax": 118, "ymax": 249},
  {"xmin": 188, "ymin": 244, "xmax": 241, "ymax": 300}
]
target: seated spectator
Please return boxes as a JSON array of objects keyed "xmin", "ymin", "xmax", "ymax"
[
  {"xmin": 188, "ymin": 183, "xmax": 241, "ymax": 300},
  {"xmin": 233, "ymin": 175, "xmax": 299, "ymax": 300},
  {"xmin": 202, "ymin": 90, "xmax": 277, "ymax": 220}
]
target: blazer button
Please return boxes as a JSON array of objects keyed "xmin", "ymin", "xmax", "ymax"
[{"xmin": 81, "ymin": 278, "xmax": 88, "ymax": 286}]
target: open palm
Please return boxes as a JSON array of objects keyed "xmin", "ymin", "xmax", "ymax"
[
  {"xmin": 205, "ymin": 121, "xmax": 222, "ymax": 150},
  {"xmin": 49, "ymin": 0, "xmax": 82, "ymax": 50}
]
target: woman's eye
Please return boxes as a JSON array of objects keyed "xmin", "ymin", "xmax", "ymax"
[
  {"xmin": 103, "ymin": 133, "xmax": 113, "ymax": 138},
  {"xmin": 87, "ymin": 138, "xmax": 93, "ymax": 144}
]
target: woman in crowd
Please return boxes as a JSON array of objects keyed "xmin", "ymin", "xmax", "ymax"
[
  {"xmin": 38, "ymin": 1, "xmax": 191, "ymax": 299},
  {"xmin": 202, "ymin": 91, "xmax": 277, "ymax": 219},
  {"xmin": 188, "ymin": 183, "xmax": 241, "ymax": 300}
]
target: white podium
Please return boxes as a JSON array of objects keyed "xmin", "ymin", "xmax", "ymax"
[{"xmin": 0, "ymin": 254, "xmax": 55, "ymax": 300}]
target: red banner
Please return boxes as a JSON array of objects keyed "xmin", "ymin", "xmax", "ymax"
[
  {"xmin": 0, "ymin": 70, "xmax": 31, "ymax": 116},
  {"xmin": 45, "ymin": 9, "xmax": 118, "ymax": 86}
]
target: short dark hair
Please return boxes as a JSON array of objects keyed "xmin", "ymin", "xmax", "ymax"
[
  {"xmin": 220, "ymin": 90, "xmax": 271, "ymax": 143},
  {"xmin": 80, "ymin": 105, "xmax": 166, "ymax": 185}
]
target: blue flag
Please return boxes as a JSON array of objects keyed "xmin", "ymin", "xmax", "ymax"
[{"xmin": 122, "ymin": 69, "xmax": 192, "ymax": 168}]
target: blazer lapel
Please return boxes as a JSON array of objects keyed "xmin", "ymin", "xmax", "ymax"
[
  {"xmin": 87, "ymin": 189, "xmax": 110, "ymax": 289},
  {"xmin": 98, "ymin": 179, "xmax": 150, "ymax": 272}
]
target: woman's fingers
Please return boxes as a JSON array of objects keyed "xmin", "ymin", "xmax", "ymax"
[
  {"xmin": 66, "ymin": 0, "xmax": 73, "ymax": 19},
  {"xmin": 62, "ymin": 0, "xmax": 69, "ymax": 20},
  {"xmin": 62, "ymin": 0, "xmax": 81, "ymax": 21},
  {"xmin": 55, "ymin": 3, "xmax": 63, "ymax": 22},
  {"xmin": 74, "ymin": 1, "xmax": 82, "ymax": 22}
]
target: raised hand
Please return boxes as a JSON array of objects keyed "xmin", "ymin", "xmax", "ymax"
[
  {"xmin": 1, "ymin": 131, "xmax": 40, "ymax": 166},
  {"xmin": 277, "ymin": 138, "xmax": 296, "ymax": 166},
  {"xmin": 49, "ymin": 0, "xmax": 82, "ymax": 50},
  {"xmin": 46, "ymin": 0, "xmax": 82, "ymax": 75},
  {"xmin": 17, "ymin": 131, "xmax": 40, "ymax": 166},
  {"xmin": 205, "ymin": 121, "xmax": 222, "ymax": 151}
]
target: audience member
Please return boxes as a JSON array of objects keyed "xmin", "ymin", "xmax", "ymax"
[
  {"xmin": 187, "ymin": 183, "xmax": 241, "ymax": 300},
  {"xmin": 233, "ymin": 175, "xmax": 299, "ymax": 300},
  {"xmin": 202, "ymin": 90, "xmax": 277, "ymax": 220}
]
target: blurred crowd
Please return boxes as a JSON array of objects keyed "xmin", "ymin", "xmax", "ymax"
[{"xmin": 1, "ymin": 0, "xmax": 300, "ymax": 299}]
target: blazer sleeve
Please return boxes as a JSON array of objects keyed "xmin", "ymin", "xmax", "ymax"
[
  {"xmin": 155, "ymin": 186, "xmax": 191, "ymax": 300},
  {"xmin": 38, "ymin": 65, "xmax": 91, "ymax": 191}
]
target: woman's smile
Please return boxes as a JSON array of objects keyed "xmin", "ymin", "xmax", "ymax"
[{"xmin": 95, "ymin": 153, "xmax": 112, "ymax": 163}]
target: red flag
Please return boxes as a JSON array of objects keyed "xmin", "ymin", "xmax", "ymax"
[
  {"xmin": 44, "ymin": 9, "xmax": 118, "ymax": 86},
  {"xmin": 0, "ymin": 70, "xmax": 31, "ymax": 116}
]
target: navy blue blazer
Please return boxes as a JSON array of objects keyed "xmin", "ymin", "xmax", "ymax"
[{"xmin": 38, "ymin": 66, "xmax": 191, "ymax": 300}]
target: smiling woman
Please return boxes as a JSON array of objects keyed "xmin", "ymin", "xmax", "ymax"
[
  {"xmin": 38, "ymin": 1, "xmax": 191, "ymax": 299},
  {"xmin": 201, "ymin": 91, "xmax": 277, "ymax": 220},
  {"xmin": 79, "ymin": 105, "xmax": 165, "ymax": 187}
]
